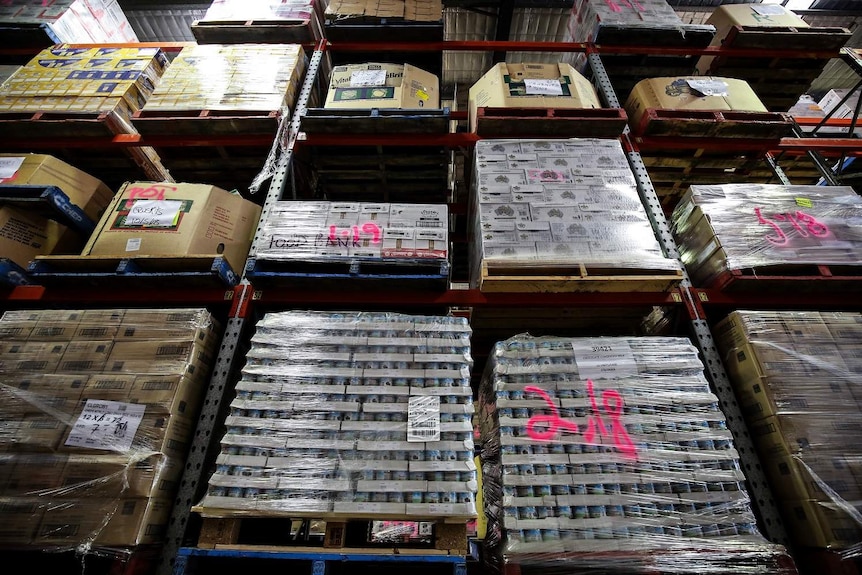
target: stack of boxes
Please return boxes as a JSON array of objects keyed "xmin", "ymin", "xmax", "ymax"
[
  {"xmin": 197, "ymin": 311, "xmax": 477, "ymax": 519},
  {"xmin": 0, "ymin": 45, "xmax": 171, "ymax": 181},
  {"xmin": 323, "ymin": 63, "xmax": 440, "ymax": 110},
  {"xmin": 257, "ymin": 201, "xmax": 448, "ymax": 262},
  {"xmin": 0, "ymin": 0, "xmax": 137, "ymax": 43},
  {"xmin": 0, "ymin": 308, "xmax": 220, "ymax": 547},
  {"xmin": 193, "ymin": 0, "xmax": 324, "ymax": 42},
  {"xmin": 478, "ymin": 334, "xmax": 793, "ymax": 573},
  {"xmin": 140, "ymin": 44, "xmax": 307, "ymax": 114},
  {"xmin": 325, "ymin": 0, "xmax": 442, "ymax": 23},
  {"xmin": 670, "ymin": 184, "xmax": 862, "ymax": 287},
  {"xmin": 715, "ymin": 310, "xmax": 862, "ymax": 549},
  {"xmin": 470, "ymin": 138, "xmax": 681, "ymax": 287}
]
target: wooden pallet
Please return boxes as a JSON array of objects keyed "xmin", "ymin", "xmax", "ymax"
[
  {"xmin": 191, "ymin": 17, "xmax": 322, "ymax": 44},
  {"xmin": 477, "ymin": 262, "xmax": 684, "ymax": 293},
  {"xmin": 702, "ymin": 25, "xmax": 852, "ymax": 112},
  {"xmin": 474, "ymin": 107, "xmax": 628, "ymax": 138},
  {"xmin": 246, "ymin": 257, "xmax": 450, "ymax": 290},
  {"xmin": 28, "ymin": 255, "xmax": 240, "ymax": 288},
  {"xmin": 132, "ymin": 108, "xmax": 281, "ymax": 137},
  {"xmin": 300, "ymin": 108, "xmax": 450, "ymax": 135},
  {"xmin": 634, "ymin": 109, "xmax": 793, "ymax": 139},
  {"xmin": 710, "ymin": 263, "xmax": 862, "ymax": 293}
]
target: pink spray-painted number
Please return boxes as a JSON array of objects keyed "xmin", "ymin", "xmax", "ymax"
[
  {"xmin": 754, "ymin": 207, "xmax": 830, "ymax": 247},
  {"xmin": 328, "ymin": 222, "xmax": 382, "ymax": 246},
  {"xmin": 524, "ymin": 382, "xmax": 637, "ymax": 460},
  {"xmin": 127, "ymin": 184, "xmax": 177, "ymax": 201}
]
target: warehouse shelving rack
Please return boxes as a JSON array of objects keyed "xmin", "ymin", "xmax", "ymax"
[{"xmin": 2, "ymin": 32, "xmax": 862, "ymax": 575}]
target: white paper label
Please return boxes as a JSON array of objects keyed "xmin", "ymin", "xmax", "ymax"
[
  {"xmin": 407, "ymin": 396, "xmax": 440, "ymax": 442},
  {"xmin": 125, "ymin": 200, "xmax": 183, "ymax": 227},
  {"xmin": 0, "ymin": 156, "xmax": 25, "ymax": 179},
  {"xmin": 350, "ymin": 70, "xmax": 387, "ymax": 88},
  {"xmin": 752, "ymin": 5, "xmax": 786, "ymax": 16},
  {"xmin": 125, "ymin": 238, "xmax": 142, "ymax": 252},
  {"xmin": 524, "ymin": 79, "xmax": 564, "ymax": 96},
  {"xmin": 65, "ymin": 400, "xmax": 145, "ymax": 452},
  {"xmin": 572, "ymin": 339, "xmax": 638, "ymax": 380},
  {"xmin": 686, "ymin": 80, "xmax": 729, "ymax": 97}
]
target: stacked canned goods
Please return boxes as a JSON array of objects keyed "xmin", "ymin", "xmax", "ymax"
[{"xmin": 197, "ymin": 311, "xmax": 477, "ymax": 518}]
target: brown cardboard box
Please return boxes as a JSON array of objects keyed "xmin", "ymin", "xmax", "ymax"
[
  {"xmin": 5, "ymin": 454, "xmax": 68, "ymax": 495},
  {"xmin": 698, "ymin": 5, "xmax": 809, "ymax": 74},
  {"xmin": 29, "ymin": 313, "xmax": 82, "ymax": 341},
  {"xmin": 83, "ymin": 182, "xmax": 261, "ymax": 274},
  {"xmin": 0, "ymin": 374, "xmax": 86, "ymax": 417},
  {"xmin": 35, "ymin": 497, "xmax": 173, "ymax": 546},
  {"xmin": 96, "ymin": 497, "xmax": 172, "ymax": 546},
  {"xmin": 131, "ymin": 374, "xmax": 204, "ymax": 419},
  {"xmin": 751, "ymin": 414, "xmax": 862, "ymax": 458},
  {"xmin": 624, "ymin": 76, "xmax": 767, "ymax": 130},
  {"xmin": 764, "ymin": 451, "xmax": 862, "ymax": 503},
  {"xmin": 118, "ymin": 308, "xmax": 220, "ymax": 346},
  {"xmin": 0, "ymin": 454, "xmax": 15, "ymax": 495},
  {"xmin": 0, "ymin": 206, "xmax": 81, "ymax": 270},
  {"xmin": 0, "ymin": 154, "xmax": 114, "ymax": 221},
  {"xmin": 61, "ymin": 453, "xmax": 181, "ymax": 499},
  {"xmin": 106, "ymin": 340, "xmax": 214, "ymax": 378},
  {"xmin": 12, "ymin": 414, "xmax": 68, "ymax": 452},
  {"xmin": 59, "ymin": 410, "xmax": 194, "ymax": 458},
  {"xmin": 782, "ymin": 498, "xmax": 861, "ymax": 549},
  {"xmin": 324, "ymin": 63, "xmax": 440, "ymax": 110},
  {"xmin": 80, "ymin": 374, "xmax": 137, "ymax": 403},
  {"xmin": 0, "ymin": 341, "xmax": 68, "ymax": 373},
  {"xmin": 468, "ymin": 63, "xmax": 601, "ymax": 132},
  {"xmin": 0, "ymin": 498, "xmax": 43, "ymax": 544},
  {"xmin": 58, "ymin": 340, "xmax": 114, "ymax": 373}
]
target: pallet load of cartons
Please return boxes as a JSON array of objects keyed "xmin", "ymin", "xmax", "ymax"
[
  {"xmin": 670, "ymin": 184, "xmax": 862, "ymax": 289},
  {"xmin": 0, "ymin": 308, "xmax": 220, "ymax": 547},
  {"xmin": 323, "ymin": 62, "xmax": 440, "ymax": 110},
  {"xmin": 0, "ymin": 45, "xmax": 171, "ymax": 183},
  {"xmin": 0, "ymin": 153, "xmax": 114, "ymax": 281},
  {"xmin": 0, "ymin": 0, "xmax": 137, "ymax": 45},
  {"xmin": 714, "ymin": 310, "xmax": 862, "ymax": 550},
  {"xmin": 469, "ymin": 138, "xmax": 682, "ymax": 293},
  {"xmin": 478, "ymin": 334, "xmax": 796, "ymax": 574},
  {"xmin": 191, "ymin": 0, "xmax": 324, "ymax": 44},
  {"xmin": 196, "ymin": 311, "xmax": 477, "ymax": 521}
]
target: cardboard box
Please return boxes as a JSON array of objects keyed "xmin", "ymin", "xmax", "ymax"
[
  {"xmin": 5, "ymin": 454, "xmax": 68, "ymax": 495},
  {"xmin": 59, "ymin": 409, "xmax": 194, "ymax": 458},
  {"xmin": 130, "ymin": 374, "xmax": 204, "ymax": 420},
  {"xmin": 0, "ymin": 341, "xmax": 68, "ymax": 373},
  {"xmin": 625, "ymin": 76, "xmax": 767, "ymax": 130},
  {"xmin": 58, "ymin": 340, "xmax": 114, "ymax": 372},
  {"xmin": 13, "ymin": 414, "xmax": 68, "ymax": 452},
  {"xmin": 0, "ymin": 154, "xmax": 114, "ymax": 221},
  {"xmin": 698, "ymin": 4, "xmax": 809, "ymax": 74},
  {"xmin": 468, "ymin": 63, "xmax": 601, "ymax": 132},
  {"xmin": 763, "ymin": 451, "xmax": 862, "ymax": 503},
  {"xmin": 61, "ymin": 453, "xmax": 181, "ymax": 498},
  {"xmin": 118, "ymin": 308, "xmax": 219, "ymax": 345},
  {"xmin": 782, "ymin": 498, "xmax": 861, "ymax": 549},
  {"xmin": 818, "ymin": 89, "xmax": 861, "ymax": 121},
  {"xmin": 106, "ymin": 340, "xmax": 214, "ymax": 378},
  {"xmin": 80, "ymin": 374, "xmax": 137, "ymax": 403},
  {"xmin": 35, "ymin": 497, "xmax": 173, "ymax": 546},
  {"xmin": 0, "ymin": 206, "xmax": 81, "ymax": 269},
  {"xmin": 0, "ymin": 497, "xmax": 43, "ymax": 544},
  {"xmin": 83, "ymin": 182, "xmax": 262, "ymax": 274},
  {"xmin": 324, "ymin": 63, "xmax": 440, "ymax": 110},
  {"xmin": 751, "ymin": 414, "xmax": 862, "ymax": 459}
]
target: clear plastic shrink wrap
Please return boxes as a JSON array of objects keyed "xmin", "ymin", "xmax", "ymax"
[
  {"xmin": 470, "ymin": 138, "xmax": 681, "ymax": 287},
  {"xmin": 0, "ymin": 308, "xmax": 220, "ymax": 553},
  {"xmin": 256, "ymin": 201, "xmax": 448, "ymax": 262},
  {"xmin": 196, "ymin": 311, "xmax": 477, "ymax": 519},
  {"xmin": 478, "ymin": 334, "xmax": 794, "ymax": 574},
  {"xmin": 714, "ymin": 310, "xmax": 862, "ymax": 553},
  {"xmin": 199, "ymin": 0, "xmax": 317, "ymax": 24},
  {"xmin": 671, "ymin": 184, "xmax": 862, "ymax": 286}
]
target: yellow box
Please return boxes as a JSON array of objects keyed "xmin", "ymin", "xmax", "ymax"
[
  {"xmin": 324, "ymin": 63, "xmax": 439, "ymax": 110},
  {"xmin": 782, "ymin": 499, "xmax": 861, "ymax": 549}
]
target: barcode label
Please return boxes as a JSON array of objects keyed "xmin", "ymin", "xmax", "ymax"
[{"xmin": 407, "ymin": 396, "xmax": 440, "ymax": 442}]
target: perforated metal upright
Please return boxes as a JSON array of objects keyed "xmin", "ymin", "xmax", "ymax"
[
  {"xmin": 156, "ymin": 47, "xmax": 326, "ymax": 575},
  {"xmin": 587, "ymin": 52, "xmax": 792, "ymax": 548}
]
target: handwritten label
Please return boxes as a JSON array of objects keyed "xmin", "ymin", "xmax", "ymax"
[
  {"xmin": 572, "ymin": 339, "xmax": 638, "ymax": 380},
  {"xmin": 350, "ymin": 70, "xmax": 387, "ymax": 88},
  {"xmin": 65, "ymin": 400, "xmax": 145, "ymax": 451},
  {"xmin": 126, "ymin": 184, "xmax": 177, "ymax": 201},
  {"xmin": 754, "ymin": 207, "xmax": 830, "ymax": 246},
  {"xmin": 125, "ymin": 200, "xmax": 182, "ymax": 227},
  {"xmin": 408, "ymin": 396, "xmax": 440, "ymax": 442},
  {"xmin": 524, "ymin": 79, "xmax": 563, "ymax": 96},
  {"xmin": 686, "ymin": 79, "xmax": 729, "ymax": 97},
  {"xmin": 795, "ymin": 197, "xmax": 814, "ymax": 208},
  {"xmin": 0, "ymin": 156, "xmax": 25, "ymax": 180},
  {"xmin": 524, "ymin": 382, "xmax": 637, "ymax": 459},
  {"xmin": 752, "ymin": 5, "xmax": 786, "ymax": 16}
]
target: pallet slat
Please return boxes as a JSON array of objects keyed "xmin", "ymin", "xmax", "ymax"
[
  {"xmin": 475, "ymin": 107, "xmax": 628, "ymax": 138},
  {"xmin": 711, "ymin": 264, "xmax": 862, "ymax": 293},
  {"xmin": 478, "ymin": 262, "xmax": 683, "ymax": 293},
  {"xmin": 191, "ymin": 18, "xmax": 322, "ymax": 44},
  {"xmin": 634, "ymin": 109, "xmax": 793, "ymax": 139},
  {"xmin": 300, "ymin": 108, "xmax": 451, "ymax": 135},
  {"xmin": 246, "ymin": 258, "xmax": 449, "ymax": 290}
]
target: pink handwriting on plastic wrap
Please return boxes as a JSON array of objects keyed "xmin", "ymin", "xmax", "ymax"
[
  {"xmin": 754, "ymin": 207, "xmax": 830, "ymax": 246},
  {"xmin": 328, "ymin": 222, "xmax": 382, "ymax": 248},
  {"xmin": 524, "ymin": 382, "xmax": 637, "ymax": 460},
  {"xmin": 127, "ymin": 184, "xmax": 178, "ymax": 201}
]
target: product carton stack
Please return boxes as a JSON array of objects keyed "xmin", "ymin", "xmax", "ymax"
[
  {"xmin": 0, "ymin": 154, "xmax": 114, "ymax": 276},
  {"xmin": 191, "ymin": 0, "xmax": 325, "ymax": 44},
  {"xmin": 256, "ymin": 201, "xmax": 448, "ymax": 262},
  {"xmin": 714, "ymin": 310, "xmax": 862, "ymax": 550},
  {"xmin": 0, "ymin": 0, "xmax": 137, "ymax": 45},
  {"xmin": 0, "ymin": 308, "xmax": 220, "ymax": 548},
  {"xmin": 670, "ymin": 184, "xmax": 862, "ymax": 289},
  {"xmin": 196, "ymin": 311, "xmax": 477, "ymax": 522},
  {"xmin": 0, "ymin": 45, "xmax": 171, "ymax": 184},
  {"xmin": 469, "ymin": 138, "xmax": 682, "ymax": 292},
  {"xmin": 323, "ymin": 62, "xmax": 440, "ymax": 110},
  {"xmin": 478, "ymin": 334, "xmax": 794, "ymax": 574}
]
